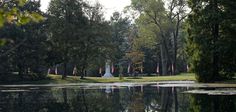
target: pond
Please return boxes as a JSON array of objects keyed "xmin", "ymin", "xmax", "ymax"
[{"xmin": 0, "ymin": 82, "xmax": 236, "ymax": 112}]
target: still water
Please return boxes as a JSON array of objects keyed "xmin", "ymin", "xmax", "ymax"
[{"xmin": 0, "ymin": 83, "xmax": 235, "ymax": 112}]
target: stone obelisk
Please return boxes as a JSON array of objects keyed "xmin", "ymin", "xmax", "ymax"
[{"xmin": 102, "ymin": 60, "xmax": 113, "ymax": 78}]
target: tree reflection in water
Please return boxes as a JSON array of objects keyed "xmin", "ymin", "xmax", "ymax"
[
  {"xmin": 189, "ymin": 94, "xmax": 236, "ymax": 112},
  {"xmin": 0, "ymin": 85, "xmax": 235, "ymax": 112}
]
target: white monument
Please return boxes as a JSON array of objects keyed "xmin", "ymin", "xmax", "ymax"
[{"xmin": 102, "ymin": 60, "xmax": 113, "ymax": 78}]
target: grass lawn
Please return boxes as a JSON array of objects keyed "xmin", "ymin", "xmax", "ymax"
[{"xmin": 17, "ymin": 73, "xmax": 196, "ymax": 84}]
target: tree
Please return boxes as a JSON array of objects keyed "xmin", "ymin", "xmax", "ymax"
[
  {"xmin": 130, "ymin": 0, "xmax": 171, "ymax": 75},
  {"xmin": 109, "ymin": 12, "xmax": 132, "ymax": 76},
  {"xmin": 187, "ymin": 0, "xmax": 236, "ymax": 82},
  {"xmin": 219, "ymin": 0, "xmax": 236, "ymax": 79},
  {"xmin": 0, "ymin": 0, "xmax": 47, "ymax": 81},
  {"xmin": 110, "ymin": 12, "xmax": 131, "ymax": 60},
  {"xmin": 126, "ymin": 51, "xmax": 144, "ymax": 75},
  {"xmin": 47, "ymin": 0, "xmax": 111, "ymax": 79},
  {"xmin": 47, "ymin": 0, "xmax": 88, "ymax": 79},
  {"xmin": 75, "ymin": 2, "xmax": 111, "ymax": 79},
  {"xmin": 130, "ymin": 0, "xmax": 190, "ymax": 75},
  {"xmin": 166, "ymin": 0, "xmax": 189, "ymax": 75},
  {"xmin": 0, "ymin": 0, "xmax": 43, "ymax": 46},
  {"xmin": 189, "ymin": 94, "xmax": 236, "ymax": 112}
]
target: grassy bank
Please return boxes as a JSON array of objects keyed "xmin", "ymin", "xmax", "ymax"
[{"xmin": 14, "ymin": 73, "xmax": 196, "ymax": 84}]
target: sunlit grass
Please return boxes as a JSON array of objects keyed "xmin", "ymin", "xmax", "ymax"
[{"xmin": 28, "ymin": 73, "xmax": 196, "ymax": 84}]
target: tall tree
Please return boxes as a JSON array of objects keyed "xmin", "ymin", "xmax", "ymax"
[
  {"xmin": 47, "ymin": 0, "xmax": 88, "ymax": 79},
  {"xmin": 166, "ymin": 0, "xmax": 189, "ymax": 75},
  {"xmin": 110, "ymin": 12, "xmax": 131, "ymax": 61},
  {"xmin": 0, "ymin": 0, "xmax": 43, "ymax": 46},
  {"xmin": 187, "ymin": 0, "xmax": 236, "ymax": 82},
  {"xmin": 0, "ymin": 0, "xmax": 47, "ymax": 81},
  {"xmin": 75, "ymin": 2, "xmax": 111, "ymax": 79},
  {"xmin": 131, "ymin": 0, "xmax": 171, "ymax": 75},
  {"xmin": 109, "ymin": 11, "xmax": 133, "ymax": 76},
  {"xmin": 48, "ymin": 1, "xmax": 111, "ymax": 79}
]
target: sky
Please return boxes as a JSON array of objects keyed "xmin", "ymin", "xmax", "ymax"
[{"xmin": 40, "ymin": 0, "xmax": 131, "ymax": 20}]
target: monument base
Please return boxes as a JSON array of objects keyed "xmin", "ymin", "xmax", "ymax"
[{"xmin": 102, "ymin": 73, "xmax": 113, "ymax": 78}]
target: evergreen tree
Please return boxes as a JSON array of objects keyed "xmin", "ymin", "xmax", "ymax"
[
  {"xmin": 187, "ymin": 0, "xmax": 236, "ymax": 82},
  {"xmin": 0, "ymin": 0, "xmax": 47, "ymax": 81},
  {"xmin": 47, "ymin": 0, "xmax": 88, "ymax": 79},
  {"xmin": 47, "ymin": 0, "xmax": 111, "ymax": 79},
  {"xmin": 0, "ymin": 0, "xmax": 43, "ymax": 46}
]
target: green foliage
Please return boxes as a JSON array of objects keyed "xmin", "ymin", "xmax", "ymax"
[
  {"xmin": 0, "ymin": 0, "xmax": 44, "ymax": 47},
  {"xmin": 130, "ymin": 0, "xmax": 189, "ymax": 75},
  {"xmin": 0, "ymin": 38, "xmax": 6, "ymax": 46},
  {"xmin": 110, "ymin": 12, "xmax": 131, "ymax": 59},
  {"xmin": 47, "ymin": 0, "xmax": 87, "ymax": 78},
  {"xmin": 187, "ymin": 0, "xmax": 236, "ymax": 82},
  {"xmin": 0, "ymin": 0, "xmax": 43, "ymax": 26},
  {"xmin": 0, "ymin": 1, "xmax": 48, "ymax": 82},
  {"xmin": 0, "ymin": 22, "xmax": 48, "ymax": 81},
  {"xmin": 47, "ymin": 0, "xmax": 112, "ymax": 78},
  {"xmin": 189, "ymin": 95, "xmax": 236, "ymax": 112}
]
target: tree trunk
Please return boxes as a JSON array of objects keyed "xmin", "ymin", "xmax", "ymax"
[
  {"xmin": 62, "ymin": 63, "xmax": 67, "ymax": 79},
  {"xmin": 172, "ymin": 12, "xmax": 181, "ymax": 75},
  {"xmin": 212, "ymin": 0, "xmax": 219, "ymax": 80},
  {"xmin": 80, "ymin": 67, "xmax": 85, "ymax": 79},
  {"xmin": 173, "ymin": 21, "xmax": 179, "ymax": 75},
  {"xmin": 160, "ymin": 43, "xmax": 168, "ymax": 75},
  {"xmin": 173, "ymin": 33, "xmax": 177, "ymax": 75},
  {"xmin": 82, "ymin": 89, "xmax": 88, "ymax": 112},
  {"xmin": 19, "ymin": 65, "xmax": 23, "ymax": 80},
  {"xmin": 161, "ymin": 88, "xmax": 172, "ymax": 112},
  {"xmin": 80, "ymin": 46, "xmax": 88, "ymax": 79},
  {"xmin": 62, "ymin": 88, "xmax": 68, "ymax": 104},
  {"xmin": 173, "ymin": 88, "xmax": 178, "ymax": 112},
  {"xmin": 213, "ymin": 23, "xmax": 219, "ymax": 80}
]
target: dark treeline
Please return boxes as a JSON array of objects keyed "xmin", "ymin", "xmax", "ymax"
[
  {"xmin": 0, "ymin": 0, "xmax": 47, "ymax": 82},
  {"xmin": 187, "ymin": 0, "xmax": 236, "ymax": 82},
  {"xmin": 0, "ymin": 0, "xmax": 235, "ymax": 82},
  {"xmin": 0, "ymin": 0, "xmax": 134, "ymax": 82}
]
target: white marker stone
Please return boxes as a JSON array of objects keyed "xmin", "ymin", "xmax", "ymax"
[{"xmin": 102, "ymin": 60, "xmax": 113, "ymax": 78}]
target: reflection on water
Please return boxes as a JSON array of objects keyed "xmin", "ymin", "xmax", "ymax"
[
  {"xmin": 189, "ymin": 94, "xmax": 236, "ymax": 112},
  {"xmin": 0, "ymin": 84, "xmax": 235, "ymax": 112}
]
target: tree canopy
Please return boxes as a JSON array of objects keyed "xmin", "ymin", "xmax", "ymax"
[
  {"xmin": 0, "ymin": 0, "xmax": 235, "ymax": 83},
  {"xmin": 187, "ymin": 0, "xmax": 236, "ymax": 82}
]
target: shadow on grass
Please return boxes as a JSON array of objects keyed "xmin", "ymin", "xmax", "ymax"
[
  {"xmin": 78, "ymin": 78, "xmax": 100, "ymax": 83},
  {"xmin": 126, "ymin": 77, "xmax": 143, "ymax": 79}
]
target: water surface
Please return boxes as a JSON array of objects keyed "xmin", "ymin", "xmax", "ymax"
[{"xmin": 0, "ymin": 82, "xmax": 235, "ymax": 112}]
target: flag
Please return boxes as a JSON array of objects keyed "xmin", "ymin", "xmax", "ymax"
[
  {"xmin": 55, "ymin": 66, "xmax": 58, "ymax": 75},
  {"xmin": 141, "ymin": 66, "xmax": 143, "ymax": 73},
  {"xmin": 47, "ymin": 68, "xmax": 51, "ymax": 74},
  {"xmin": 111, "ymin": 63, "xmax": 115, "ymax": 73},
  {"xmin": 127, "ymin": 63, "xmax": 131, "ymax": 74},
  {"xmin": 156, "ymin": 63, "xmax": 159, "ymax": 73},
  {"xmin": 99, "ymin": 67, "xmax": 102, "ymax": 74},
  {"xmin": 73, "ymin": 66, "xmax": 77, "ymax": 76},
  {"xmin": 187, "ymin": 64, "xmax": 189, "ymax": 72},
  {"xmin": 171, "ymin": 63, "xmax": 174, "ymax": 73}
]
